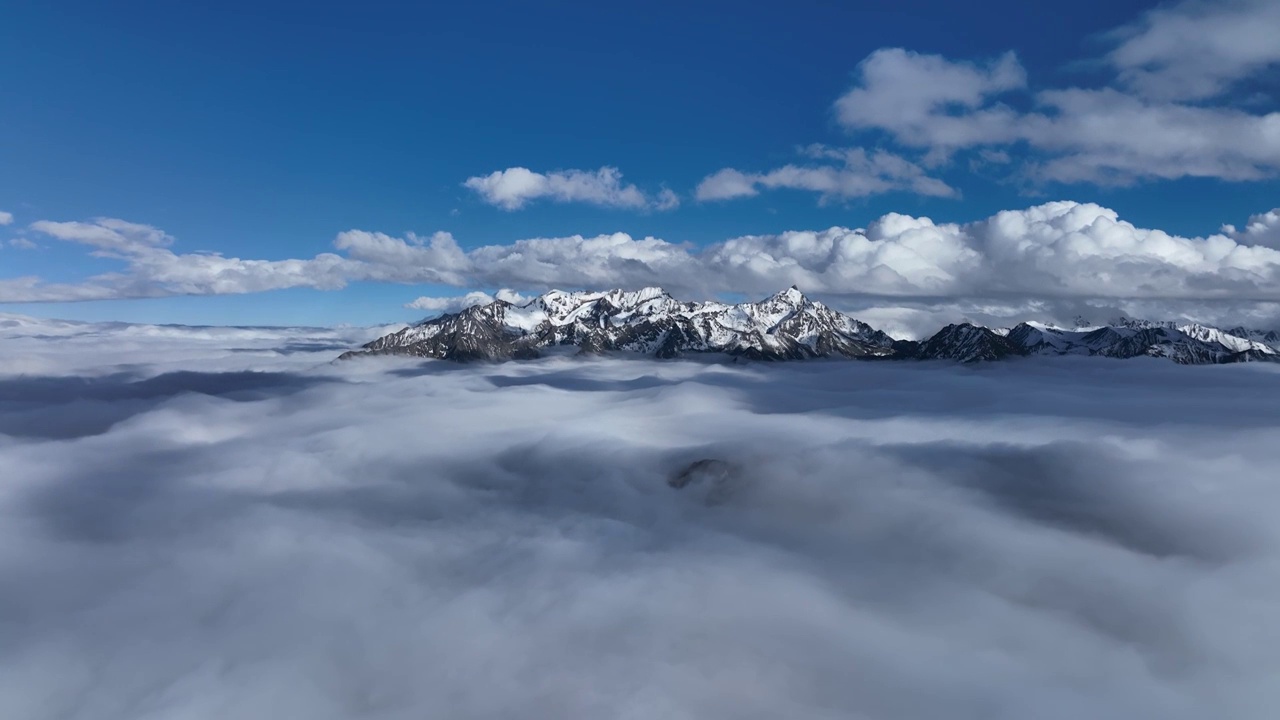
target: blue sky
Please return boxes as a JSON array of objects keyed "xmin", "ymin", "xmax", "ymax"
[{"xmin": 2, "ymin": 0, "xmax": 1280, "ymax": 327}]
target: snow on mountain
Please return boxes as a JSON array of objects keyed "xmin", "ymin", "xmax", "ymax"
[
  {"xmin": 1226, "ymin": 327, "xmax": 1280, "ymax": 351},
  {"xmin": 342, "ymin": 288, "xmax": 1280, "ymax": 366}
]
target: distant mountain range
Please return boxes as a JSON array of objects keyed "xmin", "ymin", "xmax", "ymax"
[{"xmin": 339, "ymin": 287, "xmax": 1280, "ymax": 365}]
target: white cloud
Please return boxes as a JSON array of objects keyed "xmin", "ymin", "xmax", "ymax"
[
  {"xmin": 332, "ymin": 230, "xmax": 470, "ymax": 285},
  {"xmin": 831, "ymin": 34, "xmax": 1280, "ymax": 185},
  {"xmin": 695, "ymin": 169, "xmax": 760, "ymax": 201},
  {"xmin": 29, "ymin": 217, "xmax": 173, "ymax": 253},
  {"xmin": 8, "ymin": 238, "xmax": 36, "ymax": 250},
  {"xmin": 697, "ymin": 147, "xmax": 957, "ymax": 204},
  {"xmin": 466, "ymin": 231, "xmax": 689, "ymax": 289},
  {"xmin": 405, "ymin": 292, "xmax": 494, "ymax": 313},
  {"xmin": 1023, "ymin": 88, "xmax": 1280, "ymax": 184},
  {"xmin": 1107, "ymin": 0, "xmax": 1280, "ymax": 102},
  {"xmin": 463, "ymin": 166, "xmax": 677, "ymax": 211},
  {"xmin": 702, "ymin": 214, "xmax": 981, "ymax": 296},
  {"xmin": 835, "ymin": 48, "xmax": 1026, "ymax": 150},
  {"xmin": 0, "ymin": 211, "xmax": 13, "ymax": 226},
  {"xmin": 405, "ymin": 289, "xmax": 531, "ymax": 314},
  {"xmin": 2, "ymin": 325, "xmax": 1280, "ymax": 717},
  {"xmin": 971, "ymin": 201, "xmax": 1280, "ymax": 298},
  {"xmin": 1223, "ymin": 209, "xmax": 1280, "ymax": 249},
  {"xmin": 652, "ymin": 187, "xmax": 680, "ymax": 211},
  {"xmin": 1, "ymin": 218, "xmax": 355, "ymax": 302}
]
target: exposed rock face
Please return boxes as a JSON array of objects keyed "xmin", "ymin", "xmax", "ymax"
[
  {"xmin": 340, "ymin": 287, "xmax": 1280, "ymax": 366},
  {"xmin": 912, "ymin": 324, "xmax": 1023, "ymax": 363}
]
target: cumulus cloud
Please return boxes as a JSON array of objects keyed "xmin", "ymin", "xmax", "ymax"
[
  {"xmin": 1224, "ymin": 209, "xmax": 1280, "ymax": 249},
  {"xmin": 8, "ymin": 238, "xmax": 36, "ymax": 250},
  {"xmin": 463, "ymin": 166, "xmax": 678, "ymax": 211},
  {"xmin": 1107, "ymin": 0, "xmax": 1280, "ymax": 102},
  {"xmin": 696, "ymin": 146, "xmax": 957, "ymax": 203},
  {"xmin": 9, "ymin": 202, "xmax": 1280, "ymax": 324},
  {"xmin": 2, "ymin": 321, "xmax": 1280, "ymax": 718},
  {"xmin": 0, "ymin": 210, "xmax": 13, "ymax": 226}
]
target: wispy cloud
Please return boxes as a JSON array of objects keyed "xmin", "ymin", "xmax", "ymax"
[{"xmin": 697, "ymin": 146, "xmax": 957, "ymax": 203}]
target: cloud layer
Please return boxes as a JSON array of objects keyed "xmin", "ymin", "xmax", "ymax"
[
  {"xmin": 8, "ymin": 202, "xmax": 1280, "ymax": 332},
  {"xmin": 463, "ymin": 166, "xmax": 678, "ymax": 211},
  {"xmin": 2, "ymin": 319, "xmax": 1280, "ymax": 718}
]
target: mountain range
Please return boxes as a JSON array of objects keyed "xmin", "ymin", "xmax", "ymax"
[{"xmin": 339, "ymin": 287, "xmax": 1280, "ymax": 365}]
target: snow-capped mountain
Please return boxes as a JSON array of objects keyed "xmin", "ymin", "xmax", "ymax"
[
  {"xmin": 341, "ymin": 287, "xmax": 1280, "ymax": 365},
  {"xmin": 343, "ymin": 287, "xmax": 895, "ymax": 362},
  {"xmin": 1002, "ymin": 321, "xmax": 1278, "ymax": 364}
]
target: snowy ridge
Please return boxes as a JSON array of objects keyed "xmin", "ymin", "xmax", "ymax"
[
  {"xmin": 1002, "ymin": 321, "xmax": 1278, "ymax": 364},
  {"xmin": 342, "ymin": 288, "xmax": 1280, "ymax": 365}
]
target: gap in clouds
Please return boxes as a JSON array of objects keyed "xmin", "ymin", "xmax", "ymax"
[{"xmin": 1, "ymin": 318, "xmax": 1279, "ymax": 719}]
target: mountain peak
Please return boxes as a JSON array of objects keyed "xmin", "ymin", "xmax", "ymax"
[{"xmin": 764, "ymin": 285, "xmax": 807, "ymax": 305}]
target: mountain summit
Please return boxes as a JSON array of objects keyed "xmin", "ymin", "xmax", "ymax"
[{"xmin": 340, "ymin": 288, "xmax": 1280, "ymax": 365}]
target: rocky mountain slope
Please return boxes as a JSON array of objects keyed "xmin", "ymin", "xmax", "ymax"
[{"xmin": 341, "ymin": 287, "xmax": 1280, "ymax": 365}]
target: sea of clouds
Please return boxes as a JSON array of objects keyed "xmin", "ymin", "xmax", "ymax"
[{"xmin": 2, "ymin": 314, "xmax": 1279, "ymax": 719}]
